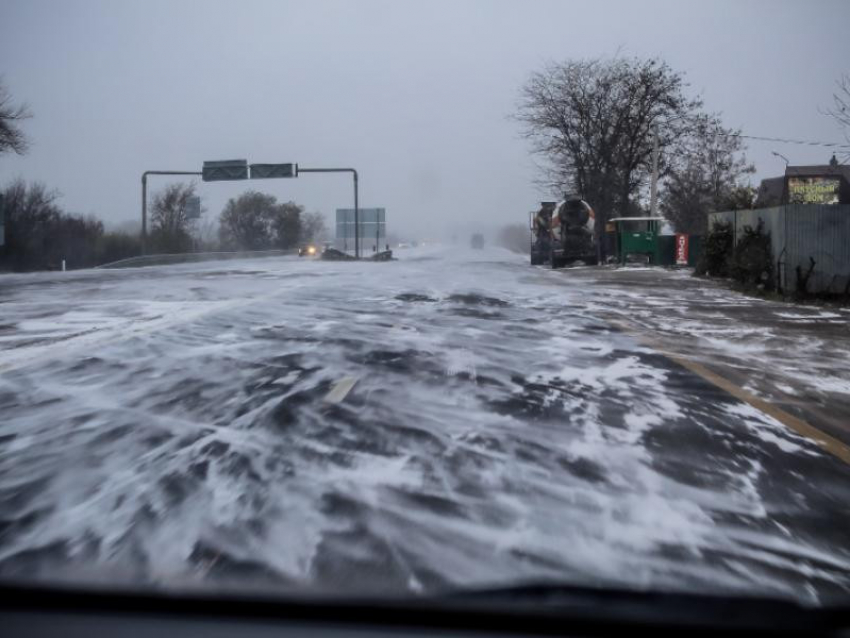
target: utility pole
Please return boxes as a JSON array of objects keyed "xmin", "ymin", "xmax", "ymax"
[{"xmin": 649, "ymin": 125, "xmax": 660, "ymax": 217}]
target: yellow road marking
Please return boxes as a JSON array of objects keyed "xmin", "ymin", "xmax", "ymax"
[{"xmin": 607, "ymin": 317, "xmax": 850, "ymax": 465}]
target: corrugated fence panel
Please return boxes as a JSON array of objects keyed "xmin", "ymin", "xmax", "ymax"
[
  {"xmin": 708, "ymin": 205, "xmax": 849, "ymax": 293},
  {"xmin": 835, "ymin": 208, "xmax": 850, "ymax": 294},
  {"xmin": 768, "ymin": 208, "xmax": 787, "ymax": 291},
  {"xmin": 784, "ymin": 204, "xmax": 850, "ymax": 294},
  {"xmin": 735, "ymin": 207, "xmax": 784, "ymax": 247}
]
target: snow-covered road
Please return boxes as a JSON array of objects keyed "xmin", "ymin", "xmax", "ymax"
[{"xmin": 1, "ymin": 246, "xmax": 849, "ymax": 603}]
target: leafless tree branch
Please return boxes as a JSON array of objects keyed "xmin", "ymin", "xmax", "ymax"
[{"xmin": 0, "ymin": 79, "xmax": 32, "ymax": 155}]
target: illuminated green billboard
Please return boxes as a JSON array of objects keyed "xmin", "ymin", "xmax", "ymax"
[{"xmin": 787, "ymin": 176, "xmax": 841, "ymax": 205}]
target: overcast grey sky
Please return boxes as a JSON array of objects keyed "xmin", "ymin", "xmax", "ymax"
[{"xmin": 1, "ymin": 0, "xmax": 849, "ymax": 239}]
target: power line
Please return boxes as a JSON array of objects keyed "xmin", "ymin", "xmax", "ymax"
[{"xmin": 713, "ymin": 131, "xmax": 850, "ymax": 149}]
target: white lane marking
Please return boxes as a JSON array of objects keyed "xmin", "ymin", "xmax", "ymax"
[{"xmin": 323, "ymin": 376, "xmax": 359, "ymax": 404}]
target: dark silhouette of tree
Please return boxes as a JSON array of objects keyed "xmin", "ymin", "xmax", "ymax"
[
  {"xmin": 0, "ymin": 80, "xmax": 31, "ymax": 156},
  {"xmin": 218, "ymin": 191, "xmax": 278, "ymax": 250},
  {"xmin": 826, "ymin": 73, "xmax": 850, "ymax": 161},
  {"xmin": 516, "ymin": 56, "xmax": 702, "ymax": 247},
  {"xmin": 1, "ymin": 180, "xmax": 63, "ymax": 270},
  {"xmin": 0, "ymin": 179, "xmax": 125, "ymax": 271},
  {"xmin": 218, "ymin": 191, "xmax": 304, "ymax": 250},
  {"xmin": 149, "ymin": 182, "xmax": 196, "ymax": 253},
  {"xmin": 661, "ymin": 115, "xmax": 754, "ymax": 234},
  {"xmin": 271, "ymin": 202, "xmax": 302, "ymax": 249}
]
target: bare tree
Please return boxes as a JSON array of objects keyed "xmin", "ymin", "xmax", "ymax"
[
  {"xmin": 661, "ymin": 115, "xmax": 754, "ymax": 234},
  {"xmin": 826, "ymin": 73, "xmax": 850, "ymax": 160},
  {"xmin": 0, "ymin": 80, "xmax": 31, "ymax": 156},
  {"xmin": 515, "ymin": 56, "xmax": 702, "ymax": 245},
  {"xmin": 1, "ymin": 180, "xmax": 62, "ymax": 269},
  {"xmin": 0, "ymin": 179, "xmax": 108, "ymax": 270},
  {"xmin": 150, "ymin": 182, "xmax": 196, "ymax": 253}
]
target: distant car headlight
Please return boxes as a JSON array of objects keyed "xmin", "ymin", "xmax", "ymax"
[{"xmin": 307, "ymin": 246, "xmax": 316, "ymax": 255}]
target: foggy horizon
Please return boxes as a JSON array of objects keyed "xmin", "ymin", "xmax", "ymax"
[{"xmin": 2, "ymin": 0, "xmax": 849, "ymax": 240}]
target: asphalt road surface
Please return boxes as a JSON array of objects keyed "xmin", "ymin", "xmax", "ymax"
[{"xmin": 1, "ymin": 246, "xmax": 849, "ymax": 604}]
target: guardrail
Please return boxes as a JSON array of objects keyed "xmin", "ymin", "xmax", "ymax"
[{"xmin": 95, "ymin": 249, "xmax": 298, "ymax": 269}]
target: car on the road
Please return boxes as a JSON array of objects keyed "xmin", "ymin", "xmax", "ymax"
[
  {"xmin": 470, "ymin": 233, "xmax": 485, "ymax": 249},
  {"xmin": 298, "ymin": 244, "xmax": 319, "ymax": 257}
]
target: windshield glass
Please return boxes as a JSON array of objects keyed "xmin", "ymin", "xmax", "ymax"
[{"xmin": 1, "ymin": 0, "xmax": 850, "ymax": 609}]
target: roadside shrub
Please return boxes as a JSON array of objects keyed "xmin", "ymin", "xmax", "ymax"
[
  {"xmin": 695, "ymin": 220, "xmax": 733, "ymax": 277},
  {"xmin": 0, "ymin": 180, "xmax": 107, "ymax": 271},
  {"xmin": 97, "ymin": 232, "xmax": 141, "ymax": 265},
  {"xmin": 730, "ymin": 220, "xmax": 772, "ymax": 289}
]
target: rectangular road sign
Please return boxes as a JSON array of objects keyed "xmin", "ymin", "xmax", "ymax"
[
  {"xmin": 250, "ymin": 163, "xmax": 298, "ymax": 179},
  {"xmin": 336, "ymin": 208, "xmax": 385, "ymax": 240},
  {"xmin": 184, "ymin": 196, "xmax": 201, "ymax": 219},
  {"xmin": 202, "ymin": 159, "xmax": 248, "ymax": 182}
]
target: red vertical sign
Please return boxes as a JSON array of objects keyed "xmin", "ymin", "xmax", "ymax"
[{"xmin": 675, "ymin": 234, "xmax": 689, "ymax": 265}]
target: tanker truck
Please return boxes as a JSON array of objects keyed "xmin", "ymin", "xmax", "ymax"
[{"xmin": 529, "ymin": 198, "xmax": 597, "ymax": 268}]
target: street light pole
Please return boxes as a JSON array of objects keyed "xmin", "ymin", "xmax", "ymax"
[
  {"xmin": 141, "ymin": 170, "xmax": 201, "ymax": 255},
  {"xmin": 649, "ymin": 125, "xmax": 660, "ymax": 217},
  {"xmin": 354, "ymin": 170, "xmax": 359, "ymax": 258},
  {"xmin": 772, "ymin": 151, "xmax": 790, "ymax": 167},
  {"xmin": 297, "ymin": 167, "xmax": 359, "ymax": 258}
]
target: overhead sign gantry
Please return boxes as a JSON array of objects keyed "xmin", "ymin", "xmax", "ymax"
[{"xmin": 141, "ymin": 160, "xmax": 360, "ymax": 256}]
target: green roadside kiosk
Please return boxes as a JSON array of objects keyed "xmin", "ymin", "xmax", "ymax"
[
  {"xmin": 609, "ymin": 217, "xmax": 702, "ymax": 267},
  {"xmin": 609, "ymin": 217, "xmax": 667, "ymax": 265}
]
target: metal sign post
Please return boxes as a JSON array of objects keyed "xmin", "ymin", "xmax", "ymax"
[
  {"xmin": 297, "ymin": 167, "xmax": 359, "ymax": 258},
  {"xmin": 335, "ymin": 208, "xmax": 384, "ymax": 253},
  {"xmin": 0, "ymin": 192, "xmax": 5, "ymax": 248},
  {"xmin": 142, "ymin": 160, "xmax": 361, "ymax": 257},
  {"xmin": 295, "ymin": 166, "xmax": 360, "ymax": 258},
  {"xmin": 184, "ymin": 196, "xmax": 202, "ymax": 220}
]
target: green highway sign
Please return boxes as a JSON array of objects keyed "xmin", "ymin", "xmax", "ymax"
[
  {"xmin": 336, "ymin": 208, "xmax": 385, "ymax": 239},
  {"xmin": 250, "ymin": 163, "xmax": 298, "ymax": 179},
  {"xmin": 202, "ymin": 159, "xmax": 248, "ymax": 182},
  {"xmin": 184, "ymin": 196, "xmax": 202, "ymax": 219}
]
